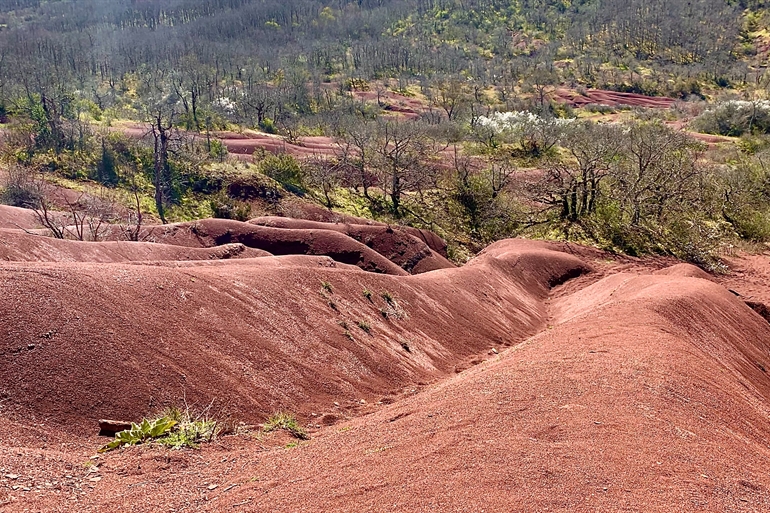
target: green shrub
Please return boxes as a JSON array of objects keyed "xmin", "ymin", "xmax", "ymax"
[
  {"xmin": 691, "ymin": 100, "xmax": 770, "ymax": 136},
  {"xmin": 356, "ymin": 320, "xmax": 371, "ymax": 333},
  {"xmin": 259, "ymin": 118, "xmax": 277, "ymax": 134},
  {"xmin": 209, "ymin": 193, "xmax": 252, "ymax": 221},
  {"xmin": 257, "ymin": 154, "xmax": 306, "ymax": 194}
]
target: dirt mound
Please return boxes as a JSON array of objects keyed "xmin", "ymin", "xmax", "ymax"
[
  {"xmin": 112, "ymin": 218, "xmax": 409, "ymax": 275},
  {"xmin": 0, "ymin": 240, "xmax": 589, "ymax": 435},
  {"xmin": 0, "ymin": 229, "xmax": 269, "ymax": 262},
  {"xmin": 5, "ymin": 245, "xmax": 770, "ymax": 511},
  {"xmin": 250, "ymin": 216, "xmax": 453, "ymax": 274},
  {"xmin": 653, "ymin": 262, "xmax": 713, "ymax": 280},
  {"xmin": 0, "ymin": 205, "xmax": 44, "ymax": 230},
  {"xmin": 263, "ymin": 206, "xmax": 449, "ymax": 257}
]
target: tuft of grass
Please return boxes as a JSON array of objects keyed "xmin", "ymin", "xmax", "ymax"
[
  {"xmin": 320, "ymin": 281, "xmax": 333, "ymax": 294},
  {"xmin": 362, "ymin": 289, "xmax": 373, "ymax": 301},
  {"xmin": 328, "ymin": 300, "xmax": 338, "ymax": 311},
  {"xmin": 380, "ymin": 308, "xmax": 389, "ymax": 319},
  {"xmin": 356, "ymin": 320, "xmax": 371, "ymax": 333},
  {"xmin": 263, "ymin": 412, "xmax": 309, "ymax": 440},
  {"xmin": 380, "ymin": 291, "xmax": 394, "ymax": 305},
  {"xmin": 400, "ymin": 340, "xmax": 412, "ymax": 353}
]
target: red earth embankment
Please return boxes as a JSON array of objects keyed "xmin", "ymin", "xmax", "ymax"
[
  {"xmin": 87, "ymin": 218, "xmax": 443, "ymax": 276},
  {"xmin": 249, "ymin": 216, "xmax": 453, "ymax": 273},
  {"xmin": 0, "ymin": 239, "xmax": 588, "ymax": 434},
  {"xmin": 3, "ymin": 234, "xmax": 770, "ymax": 512},
  {"xmin": 0, "ymin": 229, "xmax": 268, "ymax": 262}
]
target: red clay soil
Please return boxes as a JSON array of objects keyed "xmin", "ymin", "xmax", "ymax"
[
  {"xmin": 553, "ymin": 88, "xmax": 677, "ymax": 109},
  {"xmin": 352, "ymin": 90, "xmax": 426, "ymax": 119},
  {"xmin": 108, "ymin": 218, "xmax": 411, "ymax": 275},
  {"xmin": 0, "ymin": 229, "xmax": 269, "ymax": 262},
  {"xmin": 258, "ymin": 205, "xmax": 449, "ymax": 257},
  {"xmin": 3, "ymin": 236, "xmax": 770, "ymax": 512},
  {"xmin": 0, "ymin": 205, "xmax": 43, "ymax": 230},
  {"xmin": 250, "ymin": 216, "xmax": 453, "ymax": 274}
]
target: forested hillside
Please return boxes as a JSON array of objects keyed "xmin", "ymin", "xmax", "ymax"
[
  {"xmin": 0, "ymin": 0, "xmax": 763, "ymax": 105},
  {"xmin": 1, "ymin": 0, "xmax": 770, "ymax": 267}
]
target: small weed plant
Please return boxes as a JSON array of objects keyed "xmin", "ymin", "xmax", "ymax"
[
  {"xmin": 263, "ymin": 412, "xmax": 309, "ymax": 440},
  {"xmin": 356, "ymin": 320, "xmax": 371, "ymax": 333}
]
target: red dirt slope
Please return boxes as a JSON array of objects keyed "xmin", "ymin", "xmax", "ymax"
[
  {"xmin": 0, "ymin": 239, "xmax": 588, "ymax": 433},
  {"xmin": 250, "ymin": 216, "xmax": 454, "ymax": 274},
  {"xmin": 0, "ymin": 229, "xmax": 268, "ymax": 262},
  {"xmin": 3, "ymin": 240, "xmax": 770, "ymax": 512},
  {"xmin": 0, "ymin": 205, "xmax": 44, "ymax": 230},
  {"xmin": 123, "ymin": 218, "xmax": 410, "ymax": 275}
]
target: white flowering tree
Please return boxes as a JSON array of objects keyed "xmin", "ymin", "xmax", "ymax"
[{"xmin": 476, "ymin": 111, "xmax": 574, "ymax": 156}]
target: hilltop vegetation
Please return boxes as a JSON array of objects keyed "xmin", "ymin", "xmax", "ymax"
[{"xmin": 1, "ymin": 0, "xmax": 770, "ymax": 267}]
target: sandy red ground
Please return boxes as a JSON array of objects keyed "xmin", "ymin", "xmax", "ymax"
[{"xmin": 2, "ymin": 207, "xmax": 770, "ymax": 511}]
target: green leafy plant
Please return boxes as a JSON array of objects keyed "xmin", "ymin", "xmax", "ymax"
[
  {"xmin": 356, "ymin": 320, "xmax": 371, "ymax": 333},
  {"xmin": 263, "ymin": 412, "xmax": 309, "ymax": 440},
  {"xmin": 362, "ymin": 288, "xmax": 373, "ymax": 301},
  {"xmin": 99, "ymin": 416, "xmax": 177, "ymax": 452},
  {"xmin": 380, "ymin": 291, "xmax": 394, "ymax": 305},
  {"xmin": 99, "ymin": 404, "xmax": 222, "ymax": 452},
  {"xmin": 320, "ymin": 281, "xmax": 333, "ymax": 294}
]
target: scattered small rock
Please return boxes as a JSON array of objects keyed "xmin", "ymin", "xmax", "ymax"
[
  {"xmin": 207, "ymin": 484, "xmax": 219, "ymax": 490},
  {"xmin": 4, "ymin": 474, "xmax": 19, "ymax": 480}
]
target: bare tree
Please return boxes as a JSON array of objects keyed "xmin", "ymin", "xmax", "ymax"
[
  {"xmin": 534, "ymin": 122, "xmax": 623, "ymax": 221},
  {"xmin": 612, "ymin": 121, "xmax": 705, "ymax": 225},
  {"xmin": 372, "ymin": 119, "xmax": 439, "ymax": 217},
  {"xmin": 139, "ymin": 71, "xmax": 182, "ymax": 225}
]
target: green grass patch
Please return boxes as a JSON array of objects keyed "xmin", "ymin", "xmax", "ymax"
[{"xmin": 263, "ymin": 412, "xmax": 309, "ymax": 440}]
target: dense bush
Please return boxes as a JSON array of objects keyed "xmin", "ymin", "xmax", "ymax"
[
  {"xmin": 691, "ymin": 100, "xmax": 770, "ymax": 136},
  {"xmin": 257, "ymin": 154, "xmax": 306, "ymax": 194}
]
